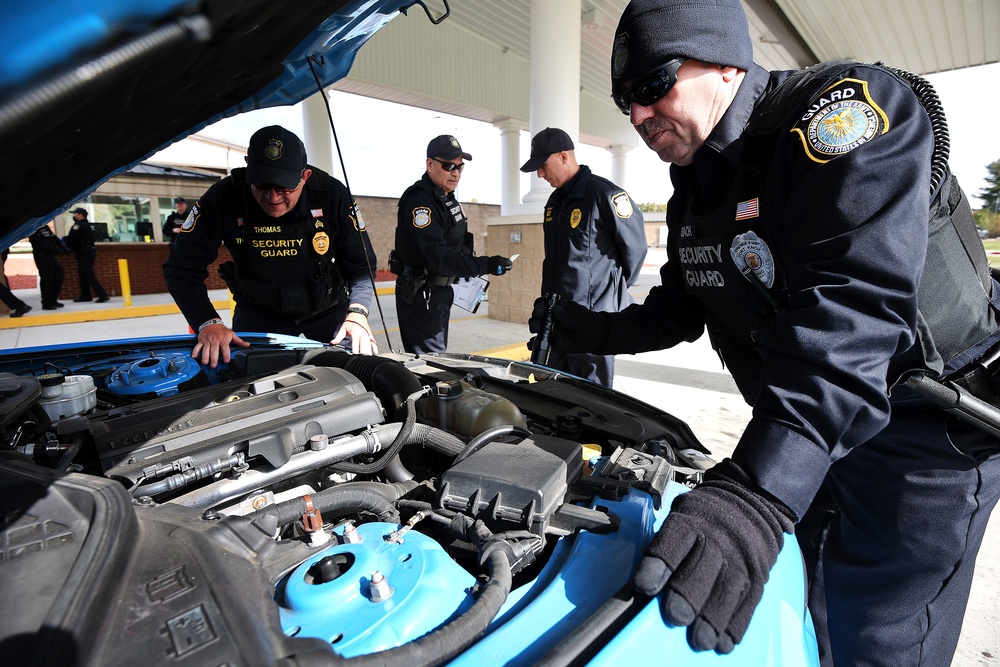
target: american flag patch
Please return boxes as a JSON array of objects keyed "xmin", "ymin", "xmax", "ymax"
[
  {"xmin": 311, "ymin": 208, "xmax": 324, "ymax": 217},
  {"xmin": 735, "ymin": 198, "xmax": 759, "ymax": 220},
  {"xmin": 236, "ymin": 217, "xmax": 244, "ymax": 227}
]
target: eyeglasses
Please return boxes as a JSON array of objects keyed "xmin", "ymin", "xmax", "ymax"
[
  {"xmin": 611, "ymin": 58, "xmax": 686, "ymax": 115},
  {"xmin": 431, "ymin": 158, "xmax": 465, "ymax": 173},
  {"xmin": 251, "ymin": 177, "xmax": 304, "ymax": 196}
]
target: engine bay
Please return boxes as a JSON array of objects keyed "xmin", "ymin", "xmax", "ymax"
[{"xmin": 0, "ymin": 341, "xmax": 714, "ymax": 665}]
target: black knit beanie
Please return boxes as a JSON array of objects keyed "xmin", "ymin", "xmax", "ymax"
[{"xmin": 611, "ymin": 0, "xmax": 754, "ymax": 92}]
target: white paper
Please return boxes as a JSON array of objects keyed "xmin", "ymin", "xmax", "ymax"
[{"xmin": 452, "ymin": 276, "xmax": 489, "ymax": 313}]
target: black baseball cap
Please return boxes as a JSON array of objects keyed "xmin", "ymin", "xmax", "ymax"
[
  {"xmin": 520, "ymin": 127, "xmax": 574, "ymax": 172},
  {"xmin": 245, "ymin": 125, "xmax": 308, "ymax": 189},
  {"xmin": 173, "ymin": 197, "xmax": 186, "ymax": 204},
  {"xmin": 426, "ymin": 135, "xmax": 472, "ymax": 161},
  {"xmin": 70, "ymin": 207, "xmax": 88, "ymax": 216}
]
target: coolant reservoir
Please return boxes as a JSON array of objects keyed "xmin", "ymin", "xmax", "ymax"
[
  {"xmin": 418, "ymin": 379, "xmax": 526, "ymax": 438},
  {"xmin": 37, "ymin": 373, "xmax": 97, "ymax": 420}
]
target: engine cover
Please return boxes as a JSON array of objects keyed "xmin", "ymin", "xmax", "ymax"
[{"xmin": 88, "ymin": 365, "xmax": 385, "ymax": 486}]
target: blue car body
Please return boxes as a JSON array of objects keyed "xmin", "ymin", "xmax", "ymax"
[{"xmin": 0, "ymin": 1, "xmax": 820, "ymax": 665}]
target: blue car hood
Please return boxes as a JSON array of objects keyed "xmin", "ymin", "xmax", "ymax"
[{"xmin": 0, "ymin": 0, "xmax": 412, "ymax": 248}]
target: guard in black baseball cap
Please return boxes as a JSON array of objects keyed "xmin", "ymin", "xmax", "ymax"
[
  {"xmin": 611, "ymin": 0, "xmax": 753, "ymax": 101},
  {"xmin": 426, "ymin": 135, "xmax": 472, "ymax": 161},
  {"xmin": 520, "ymin": 127, "xmax": 575, "ymax": 172},
  {"xmin": 245, "ymin": 125, "xmax": 308, "ymax": 190}
]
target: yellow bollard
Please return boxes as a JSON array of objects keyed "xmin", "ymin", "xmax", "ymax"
[{"xmin": 117, "ymin": 259, "xmax": 133, "ymax": 307}]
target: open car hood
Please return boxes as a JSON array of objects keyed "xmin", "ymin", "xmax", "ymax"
[{"xmin": 0, "ymin": 0, "xmax": 421, "ymax": 249}]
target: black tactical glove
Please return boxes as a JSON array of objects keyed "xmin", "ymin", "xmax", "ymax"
[
  {"xmin": 527, "ymin": 297, "xmax": 609, "ymax": 354},
  {"xmin": 487, "ymin": 256, "xmax": 513, "ymax": 276},
  {"xmin": 633, "ymin": 459, "xmax": 795, "ymax": 654}
]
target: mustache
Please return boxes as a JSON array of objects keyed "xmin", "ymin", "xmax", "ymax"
[{"xmin": 637, "ymin": 119, "xmax": 669, "ymax": 138}]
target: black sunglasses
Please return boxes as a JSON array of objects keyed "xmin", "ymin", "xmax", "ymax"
[
  {"xmin": 431, "ymin": 158, "xmax": 465, "ymax": 173},
  {"xmin": 611, "ymin": 58, "xmax": 686, "ymax": 115}
]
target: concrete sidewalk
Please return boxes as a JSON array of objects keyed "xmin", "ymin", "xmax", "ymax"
[{"xmin": 0, "ymin": 262, "xmax": 996, "ymax": 665}]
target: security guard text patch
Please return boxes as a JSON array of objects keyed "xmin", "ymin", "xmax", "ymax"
[
  {"xmin": 412, "ymin": 207, "xmax": 431, "ymax": 228},
  {"xmin": 792, "ymin": 78, "xmax": 888, "ymax": 163}
]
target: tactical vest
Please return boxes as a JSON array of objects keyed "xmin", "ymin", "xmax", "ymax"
[
  {"xmin": 684, "ymin": 62, "xmax": 998, "ymax": 401},
  {"xmin": 218, "ymin": 172, "xmax": 347, "ymax": 321}
]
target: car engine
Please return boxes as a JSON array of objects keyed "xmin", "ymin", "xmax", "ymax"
[{"xmin": 0, "ymin": 341, "xmax": 714, "ymax": 666}]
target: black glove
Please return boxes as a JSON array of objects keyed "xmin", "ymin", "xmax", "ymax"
[
  {"xmin": 527, "ymin": 297, "xmax": 609, "ymax": 354},
  {"xmin": 487, "ymin": 256, "xmax": 513, "ymax": 276},
  {"xmin": 633, "ymin": 459, "xmax": 795, "ymax": 654}
]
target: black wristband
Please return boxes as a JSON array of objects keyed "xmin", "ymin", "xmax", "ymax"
[{"xmin": 347, "ymin": 305, "xmax": 368, "ymax": 317}]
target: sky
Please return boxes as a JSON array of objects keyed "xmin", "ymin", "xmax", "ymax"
[{"xmin": 191, "ymin": 62, "xmax": 1000, "ymax": 209}]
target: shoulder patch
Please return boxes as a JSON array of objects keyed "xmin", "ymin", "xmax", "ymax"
[
  {"xmin": 612, "ymin": 192, "xmax": 633, "ymax": 218},
  {"xmin": 412, "ymin": 207, "xmax": 431, "ymax": 228},
  {"xmin": 352, "ymin": 202, "xmax": 366, "ymax": 232},
  {"xmin": 180, "ymin": 205, "xmax": 198, "ymax": 232},
  {"xmin": 791, "ymin": 77, "xmax": 889, "ymax": 164}
]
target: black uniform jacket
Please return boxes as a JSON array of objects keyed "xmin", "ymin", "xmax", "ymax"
[
  {"xmin": 29, "ymin": 226, "xmax": 65, "ymax": 256},
  {"xmin": 163, "ymin": 166, "xmax": 376, "ymax": 331},
  {"xmin": 601, "ymin": 62, "xmax": 1000, "ymax": 518},
  {"xmin": 395, "ymin": 173, "xmax": 487, "ymax": 278},
  {"xmin": 541, "ymin": 165, "xmax": 647, "ymax": 311}
]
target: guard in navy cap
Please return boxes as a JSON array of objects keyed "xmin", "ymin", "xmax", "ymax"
[
  {"xmin": 391, "ymin": 135, "xmax": 513, "ymax": 354},
  {"xmin": 164, "ymin": 125, "xmax": 379, "ymax": 365},
  {"xmin": 530, "ymin": 0, "xmax": 1000, "ymax": 664},
  {"xmin": 520, "ymin": 127, "xmax": 646, "ymax": 387}
]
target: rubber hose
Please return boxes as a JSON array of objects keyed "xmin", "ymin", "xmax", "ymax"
[
  {"xmin": 248, "ymin": 480, "xmax": 418, "ymax": 528},
  {"xmin": 453, "ymin": 425, "xmax": 532, "ymax": 464}
]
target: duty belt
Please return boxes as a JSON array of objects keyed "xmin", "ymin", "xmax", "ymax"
[{"xmin": 425, "ymin": 274, "xmax": 456, "ymax": 287}]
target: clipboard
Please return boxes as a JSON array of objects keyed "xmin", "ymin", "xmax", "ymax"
[{"xmin": 453, "ymin": 276, "xmax": 489, "ymax": 313}]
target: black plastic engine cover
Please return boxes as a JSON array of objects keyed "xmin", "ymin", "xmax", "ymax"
[
  {"xmin": 0, "ymin": 460, "xmax": 333, "ymax": 666},
  {"xmin": 88, "ymin": 365, "xmax": 384, "ymax": 485},
  {"xmin": 438, "ymin": 434, "xmax": 583, "ymax": 533}
]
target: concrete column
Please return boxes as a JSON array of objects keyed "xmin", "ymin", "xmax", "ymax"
[
  {"xmin": 493, "ymin": 118, "xmax": 527, "ymax": 215},
  {"xmin": 302, "ymin": 91, "xmax": 334, "ymax": 175},
  {"xmin": 609, "ymin": 143, "xmax": 633, "ymax": 190},
  {"xmin": 522, "ymin": 0, "xmax": 582, "ymax": 206}
]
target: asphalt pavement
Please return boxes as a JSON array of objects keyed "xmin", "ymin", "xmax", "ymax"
[{"xmin": 0, "ymin": 253, "xmax": 996, "ymax": 666}]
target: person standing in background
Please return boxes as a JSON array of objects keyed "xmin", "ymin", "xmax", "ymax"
[
  {"xmin": 65, "ymin": 207, "xmax": 109, "ymax": 303},
  {"xmin": 162, "ymin": 197, "xmax": 189, "ymax": 243},
  {"xmin": 28, "ymin": 224, "xmax": 66, "ymax": 311},
  {"xmin": 520, "ymin": 127, "xmax": 646, "ymax": 387},
  {"xmin": 392, "ymin": 135, "xmax": 513, "ymax": 354},
  {"xmin": 0, "ymin": 249, "xmax": 32, "ymax": 317}
]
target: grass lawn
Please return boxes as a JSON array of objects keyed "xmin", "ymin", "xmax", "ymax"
[{"xmin": 984, "ymin": 239, "xmax": 1000, "ymax": 268}]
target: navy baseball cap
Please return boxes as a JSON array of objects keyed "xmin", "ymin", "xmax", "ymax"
[
  {"xmin": 70, "ymin": 207, "xmax": 88, "ymax": 216},
  {"xmin": 520, "ymin": 127, "xmax": 574, "ymax": 172},
  {"xmin": 246, "ymin": 125, "xmax": 308, "ymax": 189},
  {"xmin": 427, "ymin": 135, "xmax": 472, "ymax": 161}
]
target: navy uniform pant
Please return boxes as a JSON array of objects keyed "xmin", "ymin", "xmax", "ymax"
[
  {"xmin": 34, "ymin": 253, "xmax": 64, "ymax": 307},
  {"xmin": 545, "ymin": 349, "xmax": 615, "ymax": 388},
  {"xmin": 233, "ymin": 302, "xmax": 348, "ymax": 344},
  {"xmin": 75, "ymin": 249, "xmax": 107, "ymax": 300},
  {"xmin": 797, "ymin": 398, "xmax": 1000, "ymax": 667},
  {"xmin": 396, "ymin": 284, "xmax": 451, "ymax": 354}
]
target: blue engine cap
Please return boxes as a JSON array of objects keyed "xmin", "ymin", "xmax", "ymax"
[
  {"xmin": 105, "ymin": 353, "xmax": 202, "ymax": 396},
  {"xmin": 279, "ymin": 521, "xmax": 477, "ymax": 657}
]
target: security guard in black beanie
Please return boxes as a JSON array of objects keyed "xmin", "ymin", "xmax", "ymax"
[
  {"xmin": 164, "ymin": 125, "xmax": 378, "ymax": 367},
  {"xmin": 520, "ymin": 127, "xmax": 646, "ymax": 387},
  {"xmin": 393, "ymin": 135, "xmax": 512, "ymax": 354},
  {"xmin": 529, "ymin": 0, "xmax": 1000, "ymax": 664}
]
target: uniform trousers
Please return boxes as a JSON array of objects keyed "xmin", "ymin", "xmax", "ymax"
[
  {"xmin": 34, "ymin": 254, "xmax": 64, "ymax": 307},
  {"xmin": 396, "ymin": 284, "xmax": 452, "ymax": 354},
  {"xmin": 75, "ymin": 249, "xmax": 107, "ymax": 300},
  {"xmin": 233, "ymin": 302, "xmax": 348, "ymax": 345},
  {"xmin": 546, "ymin": 349, "xmax": 615, "ymax": 388},
  {"xmin": 796, "ymin": 396, "xmax": 1000, "ymax": 667}
]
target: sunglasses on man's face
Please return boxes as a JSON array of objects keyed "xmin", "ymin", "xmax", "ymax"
[
  {"xmin": 432, "ymin": 158, "xmax": 465, "ymax": 173},
  {"xmin": 611, "ymin": 58, "xmax": 687, "ymax": 115}
]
